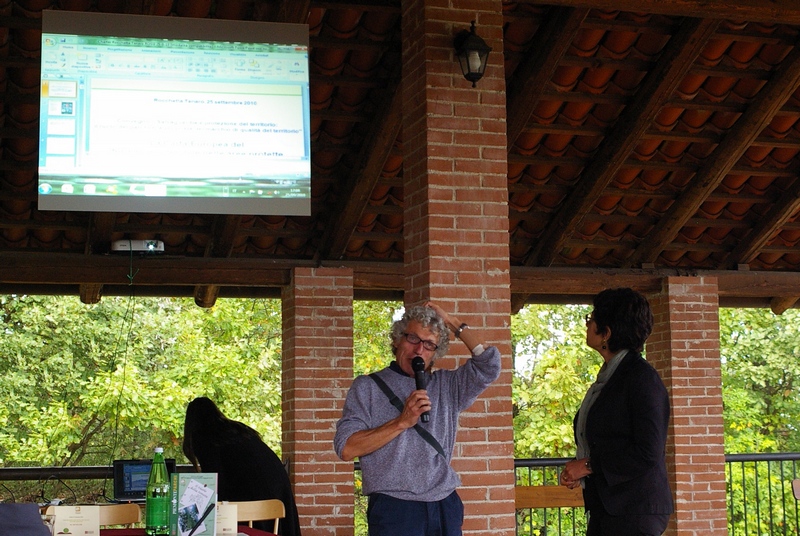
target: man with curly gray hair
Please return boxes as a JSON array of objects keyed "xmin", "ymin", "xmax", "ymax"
[{"xmin": 334, "ymin": 301, "xmax": 501, "ymax": 536}]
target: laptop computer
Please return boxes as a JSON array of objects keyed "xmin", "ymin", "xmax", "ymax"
[{"xmin": 112, "ymin": 458, "xmax": 177, "ymax": 503}]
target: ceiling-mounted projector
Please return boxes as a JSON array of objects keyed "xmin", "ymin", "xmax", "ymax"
[{"xmin": 111, "ymin": 239, "xmax": 164, "ymax": 253}]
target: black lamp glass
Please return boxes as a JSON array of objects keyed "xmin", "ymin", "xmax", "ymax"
[{"xmin": 454, "ymin": 21, "xmax": 491, "ymax": 87}]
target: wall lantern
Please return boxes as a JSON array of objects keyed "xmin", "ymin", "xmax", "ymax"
[{"xmin": 454, "ymin": 21, "xmax": 491, "ymax": 87}]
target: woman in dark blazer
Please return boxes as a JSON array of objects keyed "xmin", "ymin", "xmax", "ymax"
[{"xmin": 560, "ymin": 288, "xmax": 673, "ymax": 536}]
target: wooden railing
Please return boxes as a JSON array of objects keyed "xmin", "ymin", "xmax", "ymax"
[
  {"xmin": 513, "ymin": 454, "xmax": 800, "ymax": 536},
  {"xmin": 515, "ymin": 483, "xmax": 583, "ymax": 509},
  {"xmin": 3, "ymin": 454, "xmax": 800, "ymax": 535}
]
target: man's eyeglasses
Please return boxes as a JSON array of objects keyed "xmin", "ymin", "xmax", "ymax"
[{"xmin": 402, "ymin": 332, "xmax": 439, "ymax": 352}]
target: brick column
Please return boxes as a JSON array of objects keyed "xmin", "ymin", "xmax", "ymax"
[
  {"xmin": 401, "ymin": 2, "xmax": 515, "ymax": 535},
  {"xmin": 282, "ymin": 267, "xmax": 354, "ymax": 536},
  {"xmin": 648, "ymin": 277, "xmax": 727, "ymax": 535}
]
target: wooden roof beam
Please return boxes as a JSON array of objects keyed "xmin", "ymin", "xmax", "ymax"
[
  {"xmin": 79, "ymin": 212, "xmax": 117, "ymax": 305},
  {"xmin": 123, "ymin": 0, "xmax": 161, "ymax": 15},
  {"xmin": 506, "ymin": 7, "xmax": 588, "ymax": 147},
  {"xmin": 625, "ymin": 45, "xmax": 800, "ymax": 267},
  {"xmin": 525, "ymin": 17, "xmax": 718, "ymax": 267},
  {"xmin": 320, "ymin": 70, "xmax": 402, "ymax": 260},
  {"xmin": 194, "ymin": 215, "xmax": 242, "ymax": 308},
  {"xmin": 79, "ymin": 284, "xmax": 104, "ymax": 305},
  {"xmin": 723, "ymin": 177, "xmax": 800, "ymax": 269},
  {"xmin": 0, "ymin": 251, "xmax": 293, "ymax": 286},
  {"xmin": 770, "ymin": 296, "xmax": 799, "ymax": 315},
  {"xmin": 511, "ymin": 266, "xmax": 800, "ymax": 300},
  {"xmin": 521, "ymin": 0, "xmax": 800, "ymax": 25},
  {"xmin": 272, "ymin": 0, "xmax": 311, "ymax": 23},
  {"xmin": 511, "ymin": 17, "xmax": 719, "ymax": 312},
  {"xmin": 84, "ymin": 212, "xmax": 117, "ymax": 256},
  {"xmin": 7, "ymin": 250, "xmax": 800, "ymax": 305}
]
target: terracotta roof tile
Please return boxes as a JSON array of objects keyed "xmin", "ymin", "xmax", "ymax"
[{"xmin": 4, "ymin": 2, "xmax": 800, "ymax": 302}]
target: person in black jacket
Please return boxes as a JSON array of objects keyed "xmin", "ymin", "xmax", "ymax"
[
  {"xmin": 182, "ymin": 397, "xmax": 302, "ymax": 536},
  {"xmin": 559, "ymin": 288, "xmax": 673, "ymax": 536}
]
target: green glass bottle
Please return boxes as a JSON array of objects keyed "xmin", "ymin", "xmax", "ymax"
[{"xmin": 145, "ymin": 447, "xmax": 170, "ymax": 536}]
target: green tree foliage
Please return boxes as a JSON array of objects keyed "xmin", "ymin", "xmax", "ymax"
[
  {"xmin": 353, "ymin": 300, "xmax": 402, "ymax": 376},
  {"xmin": 0, "ymin": 295, "xmax": 282, "ymax": 470},
  {"xmin": 3, "ymin": 294, "xmax": 800, "ymax": 527},
  {"xmin": 351, "ymin": 300, "xmax": 402, "ymax": 536},
  {"xmin": 720, "ymin": 307, "xmax": 800, "ymax": 453},
  {"xmin": 511, "ymin": 304, "xmax": 593, "ymax": 458},
  {"xmin": 511, "ymin": 304, "xmax": 800, "ymax": 458},
  {"xmin": 511, "ymin": 304, "xmax": 800, "ymax": 535}
]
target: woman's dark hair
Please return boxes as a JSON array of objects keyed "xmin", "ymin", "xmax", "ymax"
[
  {"xmin": 591, "ymin": 287, "xmax": 653, "ymax": 352},
  {"xmin": 182, "ymin": 396, "xmax": 261, "ymax": 470}
]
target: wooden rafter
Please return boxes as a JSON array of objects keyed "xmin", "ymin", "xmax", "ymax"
[
  {"xmin": 194, "ymin": 215, "xmax": 242, "ymax": 308},
  {"xmin": 770, "ymin": 296, "xmax": 799, "ymax": 315},
  {"xmin": 522, "ymin": 0, "xmax": 800, "ymax": 25},
  {"xmin": 724, "ymin": 177, "xmax": 800, "ymax": 268},
  {"xmin": 525, "ymin": 17, "xmax": 718, "ymax": 267},
  {"xmin": 525, "ymin": 19, "xmax": 718, "ymax": 272},
  {"xmin": 5, "ymin": 3, "xmax": 800, "ymax": 308},
  {"xmin": 84, "ymin": 212, "xmax": 117, "ymax": 255},
  {"xmin": 78, "ymin": 212, "xmax": 117, "ymax": 304},
  {"xmin": 321, "ymin": 70, "xmax": 402, "ymax": 260},
  {"xmin": 123, "ymin": 0, "xmax": 160, "ymax": 15},
  {"xmin": 505, "ymin": 7, "xmax": 588, "ymax": 147},
  {"xmin": 510, "ymin": 17, "xmax": 719, "ymax": 312},
  {"xmin": 273, "ymin": 0, "xmax": 312, "ymax": 23},
  {"xmin": 510, "ymin": 265, "xmax": 800, "ymax": 300},
  {"xmin": 6, "ymin": 252, "xmax": 800, "ymax": 306},
  {"xmin": 625, "ymin": 45, "xmax": 800, "ymax": 267}
]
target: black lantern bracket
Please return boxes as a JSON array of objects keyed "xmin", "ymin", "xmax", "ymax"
[{"xmin": 454, "ymin": 20, "xmax": 492, "ymax": 87}]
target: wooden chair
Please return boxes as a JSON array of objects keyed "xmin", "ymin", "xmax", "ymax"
[
  {"xmin": 229, "ymin": 499, "xmax": 285, "ymax": 534},
  {"xmin": 793, "ymin": 478, "xmax": 800, "ymax": 501},
  {"xmin": 44, "ymin": 503, "xmax": 141, "ymax": 528},
  {"xmin": 98, "ymin": 503, "xmax": 141, "ymax": 528}
]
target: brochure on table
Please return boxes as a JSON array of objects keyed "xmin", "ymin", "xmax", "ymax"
[
  {"xmin": 51, "ymin": 505, "xmax": 100, "ymax": 536},
  {"xmin": 216, "ymin": 503, "xmax": 237, "ymax": 535},
  {"xmin": 170, "ymin": 472, "xmax": 218, "ymax": 536}
]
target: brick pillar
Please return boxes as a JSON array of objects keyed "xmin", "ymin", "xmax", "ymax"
[
  {"xmin": 401, "ymin": 2, "xmax": 515, "ymax": 535},
  {"xmin": 648, "ymin": 277, "xmax": 727, "ymax": 535},
  {"xmin": 282, "ymin": 267, "xmax": 354, "ymax": 536}
]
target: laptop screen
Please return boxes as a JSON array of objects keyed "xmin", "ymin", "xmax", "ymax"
[{"xmin": 113, "ymin": 458, "xmax": 177, "ymax": 502}]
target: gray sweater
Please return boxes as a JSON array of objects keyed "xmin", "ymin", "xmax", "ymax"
[{"xmin": 333, "ymin": 346, "xmax": 501, "ymax": 502}]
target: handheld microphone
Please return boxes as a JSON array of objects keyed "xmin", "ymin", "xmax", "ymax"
[{"xmin": 411, "ymin": 356, "xmax": 430, "ymax": 423}]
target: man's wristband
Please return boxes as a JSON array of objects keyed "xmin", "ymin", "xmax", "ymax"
[{"xmin": 454, "ymin": 323, "xmax": 469, "ymax": 338}]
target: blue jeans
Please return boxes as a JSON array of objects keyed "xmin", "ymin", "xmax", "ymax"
[{"xmin": 367, "ymin": 491, "xmax": 464, "ymax": 536}]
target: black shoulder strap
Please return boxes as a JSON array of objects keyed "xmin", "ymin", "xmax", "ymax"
[{"xmin": 369, "ymin": 373, "xmax": 446, "ymax": 458}]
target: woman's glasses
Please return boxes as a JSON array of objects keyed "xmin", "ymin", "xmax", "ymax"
[
  {"xmin": 402, "ymin": 332, "xmax": 438, "ymax": 352},
  {"xmin": 584, "ymin": 314, "xmax": 593, "ymax": 325}
]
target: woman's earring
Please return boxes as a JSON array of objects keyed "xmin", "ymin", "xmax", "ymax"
[{"xmin": 601, "ymin": 339, "xmax": 607, "ymax": 350}]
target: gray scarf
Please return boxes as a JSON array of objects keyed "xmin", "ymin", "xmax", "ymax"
[{"xmin": 575, "ymin": 349, "xmax": 628, "ymax": 466}]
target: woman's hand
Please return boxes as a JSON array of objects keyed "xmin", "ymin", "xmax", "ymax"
[{"xmin": 560, "ymin": 457, "xmax": 592, "ymax": 489}]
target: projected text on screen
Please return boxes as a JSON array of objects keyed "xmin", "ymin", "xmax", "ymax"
[{"xmin": 38, "ymin": 13, "xmax": 311, "ymax": 216}]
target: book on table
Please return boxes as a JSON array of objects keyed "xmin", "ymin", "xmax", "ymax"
[{"xmin": 169, "ymin": 472, "xmax": 218, "ymax": 536}]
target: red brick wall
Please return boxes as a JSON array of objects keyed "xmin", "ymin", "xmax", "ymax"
[
  {"xmin": 648, "ymin": 276, "xmax": 727, "ymax": 535},
  {"xmin": 401, "ymin": 1, "xmax": 516, "ymax": 534},
  {"xmin": 282, "ymin": 267, "xmax": 355, "ymax": 536}
]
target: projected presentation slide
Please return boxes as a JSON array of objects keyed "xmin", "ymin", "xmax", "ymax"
[{"xmin": 38, "ymin": 11, "xmax": 311, "ymax": 216}]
